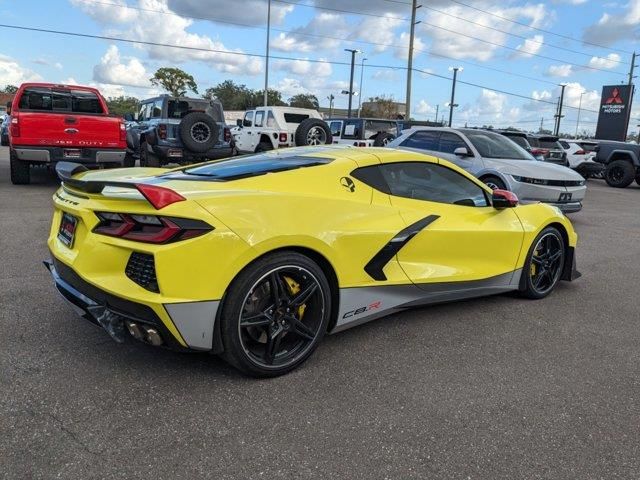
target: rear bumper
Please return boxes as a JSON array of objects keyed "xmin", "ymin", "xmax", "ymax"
[
  {"xmin": 44, "ymin": 256, "xmax": 219, "ymax": 352},
  {"xmin": 13, "ymin": 146, "xmax": 126, "ymax": 164},
  {"xmin": 152, "ymin": 144, "xmax": 234, "ymax": 162}
]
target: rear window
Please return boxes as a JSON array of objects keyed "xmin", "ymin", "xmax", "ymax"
[
  {"xmin": 506, "ymin": 136, "xmax": 530, "ymax": 149},
  {"xmin": 179, "ymin": 153, "xmax": 333, "ymax": 181},
  {"xmin": 284, "ymin": 113, "xmax": 310, "ymax": 124},
  {"xmin": 559, "ymin": 140, "xmax": 571, "ymax": 149},
  {"xmin": 167, "ymin": 100, "xmax": 224, "ymax": 121},
  {"xmin": 579, "ymin": 142, "xmax": 597, "ymax": 152},
  {"xmin": 539, "ymin": 140, "xmax": 561, "ymax": 150},
  {"xmin": 18, "ymin": 87, "xmax": 104, "ymax": 114}
]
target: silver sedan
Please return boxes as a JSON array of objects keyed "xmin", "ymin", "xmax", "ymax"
[{"xmin": 387, "ymin": 127, "xmax": 586, "ymax": 213}]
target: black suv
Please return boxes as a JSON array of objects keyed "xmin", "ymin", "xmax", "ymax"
[
  {"xmin": 594, "ymin": 140, "xmax": 640, "ymax": 188},
  {"xmin": 125, "ymin": 95, "xmax": 233, "ymax": 167},
  {"xmin": 498, "ymin": 131, "xmax": 568, "ymax": 166}
]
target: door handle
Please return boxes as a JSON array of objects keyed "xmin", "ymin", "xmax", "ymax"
[{"xmin": 64, "ymin": 128, "xmax": 79, "ymax": 134}]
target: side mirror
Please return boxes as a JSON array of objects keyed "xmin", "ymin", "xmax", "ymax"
[
  {"xmin": 236, "ymin": 119, "xmax": 243, "ymax": 127},
  {"xmin": 123, "ymin": 112, "xmax": 134, "ymax": 122},
  {"xmin": 492, "ymin": 189, "xmax": 518, "ymax": 209},
  {"xmin": 454, "ymin": 146, "xmax": 472, "ymax": 157},
  {"xmin": 6, "ymin": 101, "xmax": 11, "ymax": 115}
]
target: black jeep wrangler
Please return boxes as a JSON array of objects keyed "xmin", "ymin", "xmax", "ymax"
[
  {"xmin": 594, "ymin": 141, "xmax": 640, "ymax": 188},
  {"xmin": 125, "ymin": 95, "xmax": 233, "ymax": 167}
]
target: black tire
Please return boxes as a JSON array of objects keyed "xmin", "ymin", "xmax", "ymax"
[
  {"xmin": 481, "ymin": 175, "xmax": 506, "ymax": 191},
  {"xmin": 635, "ymin": 174, "xmax": 640, "ymax": 186},
  {"xmin": 139, "ymin": 140, "xmax": 160, "ymax": 168},
  {"xmin": 373, "ymin": 132, "xmax": 395, "ymax": 147},
  {"xmin": 179, "ymin": 112, "xmax": 218, "ymax": 153},
  {"xmin": 255, "ymin": 141, "xmax": 273, "ymax": 153},
  {"xmin": 294, "ymin": 118, "xmax": 332, "ymax": 146},
  {"xmin": 1, "ymin": 134, "xmax": 8, "ymax": 147},
  {"xmin": 9, "ymin": 148, "xmax": 30, "ymax": 185},
  {"xmin": 219, "ymin": 251, "xmax": 332, "ymax": 377},
  {"xmin": 604, "ymin": 159, "xmax": 635, "ymax": 188},
  {"xmin": 519, "ymin": 226, "xmax": 566, "ymax": 300},
  {"xmin": 122, "ymin": 152, "xmax": 136, "ymax": 168}
]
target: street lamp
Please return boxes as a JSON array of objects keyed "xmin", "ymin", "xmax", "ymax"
[
  {"xmin": 357, "ymin": 57, "xmax": 368, "ymax": 118},
  {"xmin": 575, "ymin": 90, "xmax": 585, "ymax": 138},
  {"xmin": 344, "ymin": 49, "xmax": 362, "ymax": 118},
  {"xmin": 448, "ymin": 66, "xmax": 463, "ymax": 127}
]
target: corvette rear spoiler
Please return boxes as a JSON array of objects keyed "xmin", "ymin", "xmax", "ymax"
[{"xmin": 55, "ymin": 162, "xmax": 185, "ymax": 209}]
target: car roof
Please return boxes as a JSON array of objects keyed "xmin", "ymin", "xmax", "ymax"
[
  {"xmin": 326, "ymin": 118, "xmax": 397, "ymax": 122},
  {"xmin": 496, "ymin": 130, "xmax": 528, "ymax": 138},
  {"xmin": 531, "ymin": 134, "xmax": 559, "ymax": 141}
]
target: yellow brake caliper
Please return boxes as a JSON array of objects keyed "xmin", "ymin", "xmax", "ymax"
[{"xmin": 283, "ymin": 276, "xmax": 306, "ymax": 319}]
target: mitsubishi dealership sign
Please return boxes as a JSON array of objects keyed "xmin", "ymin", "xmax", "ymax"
[{"xmin": 595, "ymin": 84, "xmax": 633, "ymax": 141}]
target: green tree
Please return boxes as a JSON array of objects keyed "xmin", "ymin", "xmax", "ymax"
[
  {"xmin": 288, "ymin": 93, "xmax": 319, "ymax": 109},
  {"xmin": 203, "ymin": 80, "xmax": 253, "ymax": 110},
  {"xmin": 106, "ymin": 96, "xmax": 140, "ymax": 117},
  {"xmin": 360, "ymin": 95, "xmax": 400, "ymax": 119},
  {"xmin": 250, "ymin": 89, "xmax": 287, "ymax": 108},
  {"xmin": 1, "ymin": 85, "xmax": 18, "ymax": 94},
  {"xmin": 150, "ymin": 67, "xmax": 198, "ymax": 97}
]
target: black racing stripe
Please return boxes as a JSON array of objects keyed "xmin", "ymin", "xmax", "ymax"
[{"xmin": 364, "ymin": 214, "xmax": 440, "ymax": 281}]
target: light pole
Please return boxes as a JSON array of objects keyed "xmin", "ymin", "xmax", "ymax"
[
  {"xmin": 434, "ymin": 104, "xmax": 439, "ymax": 124},
  {"xmin": 345, "ymin": 49, "xmax": 361, "ymax": 118},
  {"xmin": 575, "ymin": 90, "xmax": 585, "ymax": 138},
  {"xmin": 448, "ymin": 67, "xmax": 462, "ymax": 127},
  {"xmin": 263, "ymin": 0, "xmax": 271, "ymax": 106},
  {"xmin": 327, "ymin": 94, "xmax": 335, "ymax": 118},
  {"xmin": 357, "ymin": 57, "xmax": 367, "ymax": 118}
]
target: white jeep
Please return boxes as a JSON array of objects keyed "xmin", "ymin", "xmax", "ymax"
[{"xmin": 233, "ymin": 106, "xmax": 332, "ymax": 154}]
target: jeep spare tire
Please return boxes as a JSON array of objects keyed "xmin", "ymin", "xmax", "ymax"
[
  {"xmin": 179, "ymin": 112, "xmax": 219, "ymax": 153},
  {"xmin": 295, "ymin": 118, "xmax": 332, "ymax": 146}
]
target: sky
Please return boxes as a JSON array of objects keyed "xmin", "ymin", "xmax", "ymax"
[{"xmin": 0, "ymin": 0, "xmax": 638, "ymax": 135}]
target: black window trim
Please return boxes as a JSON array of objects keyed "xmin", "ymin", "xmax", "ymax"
[
  {"xmin": 17, "ymin": 87, "xmax": 107, "ymax": 116},
  {"xmin": 438, "ymin": 131, "xmax": 473, "ymax": 155},
  {"xmin": 351, "ymin": 161, "xmax": 490, "ymax": 208}
]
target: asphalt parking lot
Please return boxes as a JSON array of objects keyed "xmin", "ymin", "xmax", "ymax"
[{"xmin": 2, "ymin": 146, "xmax": 640, "ymax": 480}]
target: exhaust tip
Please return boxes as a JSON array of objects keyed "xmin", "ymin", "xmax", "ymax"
[
  {"xmin": 144, "ymin": 327, "xmax": 163, "ymax": 346},
  {"xmin": 125, "ymin": 321, "xmax": 144, "ymax": 341}
]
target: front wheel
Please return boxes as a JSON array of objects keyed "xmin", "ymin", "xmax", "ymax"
[
  {"xmin": 519, "ymin": 227, "xmax": 565, "ymax": 299},
  {"xmin": 219, "ymin": 252, "xmax": 332, "ymax": 377},
  {"xmin": 481, "ymin": 175, "xmax": 506, "ymax": 191}
]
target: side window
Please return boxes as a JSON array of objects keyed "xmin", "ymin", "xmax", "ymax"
[
  {"xmin": 559, "ymin": 140, "xmax": 570, "ymax": 149},
  {"xmin": 438, "ymin": 132, "xmax": 468, "ymax": 154},
  {"xmin": 266, "ymin": 111, "xmax": 276, "ymax": 128},
  {"xmin": 378, "ymin": 162, "xmax": 489, "ymax": 207},
  {"xmin": 400, "ymin": 131, "xmax": 439, "ymax": 150},
  {"xmin": 329, "ymin": 121, "xmax": 342, "ymax": 137},
  {"xmin": 151, "ymin": 99, "xmax": 163, "ymax": 118},
  {"xmin": 342, "ymin": 120, "xmax": 360, "ymax": 139},
  {"xmin": 254, "ymin": 110, "xmax": 264, "ymax": 128},
  {"xmin": 243, "ymin": 111, "xmax": 254, "ymax": 127},
  {"xmin": 364, "ymin": 120, "xmax": 397, "ymax": 138}
]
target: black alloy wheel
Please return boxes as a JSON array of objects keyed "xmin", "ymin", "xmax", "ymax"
[
  {"xmin": 520, "ymin": 227, "xmax": 565, "ymax": 299},
  {"xmin": 220, "ymin": 252, "xmax": 331, "ymax": 377}
]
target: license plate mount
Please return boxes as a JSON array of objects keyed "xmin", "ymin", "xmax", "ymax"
[
  {"xmin": 63, "ymin": 148, "xmax": 82, "ymax": 158},
  {"xmin": 58, "ymin": 212, "xmax": 78, "ymax": 248}
]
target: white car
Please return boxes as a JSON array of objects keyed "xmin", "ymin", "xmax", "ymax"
[
  {"xmin": 234, "ymin": 106, "xmax": 331, "ymax": 154},
  {"xmin": 387, "ymin": 127, "xmax": 587, "ymax": 213},
  {"xmin": 559, "ymin": 139, "xmax": 604, "ymax": 178}
]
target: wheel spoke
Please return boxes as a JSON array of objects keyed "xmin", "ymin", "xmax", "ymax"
[
  {"xmin": 264, "ymin": 326, "xmax": 284, "ymax": 364},
  {"xmin": 240, "ymin": 310, "xmax": 272, "ymax": 328},
  {"xmin": 532, "ymin": 256, "xmax": 544, "ymax": 265},
  {"xmin": 270, "ymin": 272, "xmax": 289, "ymax": 305},
  {"xmin": 548, "ymin": 250, "xmax": 562, "ymax": 264},
  {"xmin": 290, "ymin": 282, "xmax": 318, "ymax": 307},
  {"xmin": 533, "ymin": 269, "xmax": 546, "ymax": 288},
  {"xmin": 286, "ymin": 316, "xmax": 316, "ymax": 341}
]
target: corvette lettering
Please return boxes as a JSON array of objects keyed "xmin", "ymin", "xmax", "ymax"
[
  {"xmin": 55, "ymin": 192, "xmax": 79, "ymax": 206},
  {"xmin": 342, "ymin": 301, "xmax": 382, "ymax": 319}
]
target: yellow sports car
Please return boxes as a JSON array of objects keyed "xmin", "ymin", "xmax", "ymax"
[{"xmin": 46, "ymin": 146, "xmax": 580, "ymax": 377}]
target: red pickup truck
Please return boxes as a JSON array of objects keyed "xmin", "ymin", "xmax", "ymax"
[{"xmin": 8, "ymin": 83, "xmax": 127, "ymax": 184}]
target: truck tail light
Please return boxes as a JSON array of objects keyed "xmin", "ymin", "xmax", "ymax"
[
  {"xmin": 158, "ymin": 124, "xmax": 167, "ymax": 140},
  {"xmin": 10, "ymin": 116, "xmax": 20, "ymax": 137},
  {"xmin": 224, "ymin": 127, "xmax": 231, "ymax": 143},
  {"xmin": 279, "ymin": 132, "xmax": 288, "ymax": 143},
  {"xmin": 93, "ymin": 212, "xmax": 213, "ymax": 244},
  {"xmin": 119, "ymin": 121, "xmax": 126, "ymax": 141}
]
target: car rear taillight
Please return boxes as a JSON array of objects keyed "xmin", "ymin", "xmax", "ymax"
[
  {"xmin": 530, "ymin": 148, "xmax": 549, "ymax": 156},
  {"xmin": 10, "ymin": 117, "xmax": 19, "ymax": 137},
  {"xmin": 158, "ymin": 124, "xmax": 167, "ymax": 140},
  {"xmin": 135, "ymin": 184, "xmax": 185, "ymax": 210},
  {"xmin": 224, "ymin": 127, "xmax": 231, "ymax": 143},
  {"xmin": 93, "ymin": 212, "xmax": 213, "ymax": 244},
  {"xmin": 279, "ymin": 132, "xmax": 288, "ymax": 143},
  {"xmin": 120, "ymin": 121, "xmax": 126, "ymax": 141},
  {"xmin": 574, "ymin": 149, "xmax": 586, "ymax": 155}
]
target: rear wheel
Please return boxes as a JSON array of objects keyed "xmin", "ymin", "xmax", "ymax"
[
  {"xmin": 122, "ymin": 152, "xmax": 136, "ymax": 168},
  {"xmin": 482, "ymin": 175, "xmax": 506, "ymax": 191},
  {"xmin": 255, "ymin": 141, "xmax": 273, "ymax": 153},
  {"xmin": 139, "ymin": 140, "xmax": 160, "ymax": 168},
  {"xmin": 635, "ymin": 173, "xmax": 640, "ymax": 186},
  {"xmin": 604, "ymin": 160, "xmax": 635, "ymax": 188},
  {"xmin": 219, "ymin": 251, "xmax": 331, "ymax": 377},
  {"xmin": 520, "ymin": 227, "xmax": 565, "ymax": 299},
  {"xmin": 9, "ymin": 149, "xmax": 30, "ymax": 185}
]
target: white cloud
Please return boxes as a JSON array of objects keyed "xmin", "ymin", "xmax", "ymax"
[
  {"xmin": 273, "ymin": 58, "xmax": 332, "ymax": 77},
  {"xmin": 271, "ymin": 13, "xmax": 348, "ymax": 53},
  {"xmin": 588, "ymin": 53, "xmax": 622, "ymax": 69},
  {"xmin": 394, "ymin": 32, "xmax": 425, "ymax": 60},
  {"xmin": 93, "ymin": 45, "xmax": 150, "ymax": 88},
  {"xmin": 274, "ymin": 78, "xmax": 310, "ymax": 97},
  {"xmin": 414, "ymin": 100, "xmax": 435, "ymax": 115},
  {"xmin": 166, "ymin": 0, "xmax": 293, "ymax": 26},
  {"xmin": 354, "ymin": 14, "xmax": 403, "ymax": 54},
  {"xmin": 372, "ymin": 69, "xmax": 400, "ymax": 82},
  {"xmin": 583, "ymin": 0, "xmax": 640, "ymax": 45},
  {"xmin": 511, "ymin": 35, "xmax": 544, "ymax": 59},
  {"xmin": 552, "ymin": 0, "xmax": 587, "ymax": 4},
  {"xmin": 0, "ymin": 55, "xmax": 42, "ymax": 85},
  {"xmin": 546, "ymin": 64, "xmax": 573, "ymax": 77}
]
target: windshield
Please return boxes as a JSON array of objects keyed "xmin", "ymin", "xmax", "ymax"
[
  {"xmin": 464, "ymin": 130, "xmax": 533, "ymax": 160},
  {"xmin": 180, "ymin": 153, "xmax": 333, "ymax": 181}
]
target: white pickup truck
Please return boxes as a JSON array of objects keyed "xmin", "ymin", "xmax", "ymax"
[{"xmin": 233, "ymin": 106, "xmax": 332, "ymax": 154}]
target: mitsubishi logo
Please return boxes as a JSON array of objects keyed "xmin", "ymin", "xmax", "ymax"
[{"xmin": 606, "ymin": 87, "xmax": 623, "ymax": 105}]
